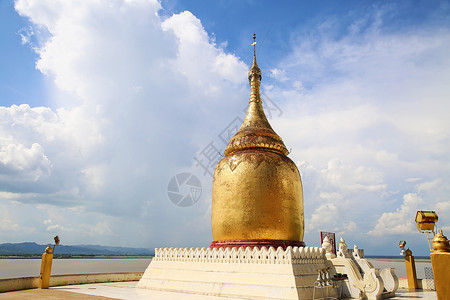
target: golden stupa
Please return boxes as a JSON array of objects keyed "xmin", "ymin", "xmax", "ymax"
[{"xmin": 211, "ymin": 34, "xmax": 305, "ymax": 249}]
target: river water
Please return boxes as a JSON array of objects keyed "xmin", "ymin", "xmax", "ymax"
[
  {"xmin": 0, "ymin": 258, "xmax": 431, "ymax": 280},
  {"xmin": 0, "ymin": 258, "xmax": 152, "ymax": 279}
]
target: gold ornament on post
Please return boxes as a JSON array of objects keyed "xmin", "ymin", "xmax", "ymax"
[{"xmin": 432, "ymin": 229, "xmax": 450, "ymax": 253}]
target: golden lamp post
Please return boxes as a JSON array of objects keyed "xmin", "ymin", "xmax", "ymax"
[
  {"xmin": 38, "ymin": 236, "xmax": 60, "ymax": 289},
  {"xmin": 415, "ymin": 211, "xmax": 450, "ymax": 299},
  {"xmin": 398, "ymin": 240, "xmax": 418, "ymax": 290}
]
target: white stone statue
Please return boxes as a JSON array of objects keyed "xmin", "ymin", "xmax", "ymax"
[
  {"xmin": 353, "ymin": 245, "xmax": 360, "ymax": 259},
  {"xmin": 321, "ymin": 235, "xmax": 335, "ymax": 259},
  {"xmin": 337, "ymin": 237, "xmax": 348, "ymax": 258}
]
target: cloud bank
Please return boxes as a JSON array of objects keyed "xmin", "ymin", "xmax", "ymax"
[{"xmin": 2, "ymin": 0, "xmax": 247, "ymax": 247}]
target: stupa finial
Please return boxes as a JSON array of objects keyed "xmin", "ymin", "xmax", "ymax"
[
  {"xmin": 223, "ymin": 33, "xmax": 288, "ymax": 156},
  {"xmin": 248, "ymin": 33, "xmax": 262, "ymax": 92}
]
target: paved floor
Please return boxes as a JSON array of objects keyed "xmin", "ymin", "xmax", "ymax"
[
  {"xmin": 0, "ymin": 288, "xmax": 115, "ymax": 300},
  {"xmin": 54, "ymin": 282, "xmax": 244, "ymax": 299},
  {"xmin": 0, "ymin": 282, "xmax": 439, "ymax": 299}
]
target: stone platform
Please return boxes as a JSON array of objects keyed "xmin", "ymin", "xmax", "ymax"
[{"xmin": 136, "ymin": 246, "xmax": 334, "ymax": 300}]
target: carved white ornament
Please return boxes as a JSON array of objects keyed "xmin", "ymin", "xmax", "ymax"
[
  {"xmin": 153, "ymin": 246, "xmax": 325, "ymax": 264},
  {"xmin": 321, "ymin": 236, "xmax": 332, "ymax": 253}
]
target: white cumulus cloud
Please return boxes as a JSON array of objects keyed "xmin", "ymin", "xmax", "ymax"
[
  {"xmin": 1, "ymin": 0, "xmax": 249, "ymax": 247},
  {"xmin": 268, "ymin": 8, "xmax": 450, "ymax": 251}
]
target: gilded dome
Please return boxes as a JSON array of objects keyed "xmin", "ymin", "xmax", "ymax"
[{"xmin": 211, "ymin": 37, "xmax": 304, "ymax": 248}]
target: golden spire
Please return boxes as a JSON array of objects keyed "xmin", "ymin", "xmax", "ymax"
[{"xmin": 223, "ymin": 34, "xmax": 288, "ymax": 156}]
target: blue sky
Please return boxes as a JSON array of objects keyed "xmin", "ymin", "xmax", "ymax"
[
  {"xmin": 0, "ymin": 0, "xmax": 45, "ymax": 107},
  {"xmin": 1, "ymin": 0, "xmax": 450, "ymax": 256}
]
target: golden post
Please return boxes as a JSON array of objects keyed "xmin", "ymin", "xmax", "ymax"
[
  {"xmin": 404, "ymin": 249, "xmax": 418, "ymax": 290},
  {"xmin": 38, "ymin": 245, "xmax": 53, "ymax": 289},
  {"xmin": 38, "ymin": 235, "xmax": 60, "ymax": 289},
  {"xmin": 399, "ymin": 240, "xmax": 418, "ymax": 290},
  {"xmin": 430, "ymin": 229, "xmax": 450, "ymax": 300}
]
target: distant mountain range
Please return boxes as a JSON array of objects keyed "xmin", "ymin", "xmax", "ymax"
[{"xmin": 0, "ymin": 242, "xmax": 154, "ymax": 256}]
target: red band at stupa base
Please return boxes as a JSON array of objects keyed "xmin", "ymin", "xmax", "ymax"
[{"xmin": 210, "ymin": 239, "xmax": 306, "ymax": 250}]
